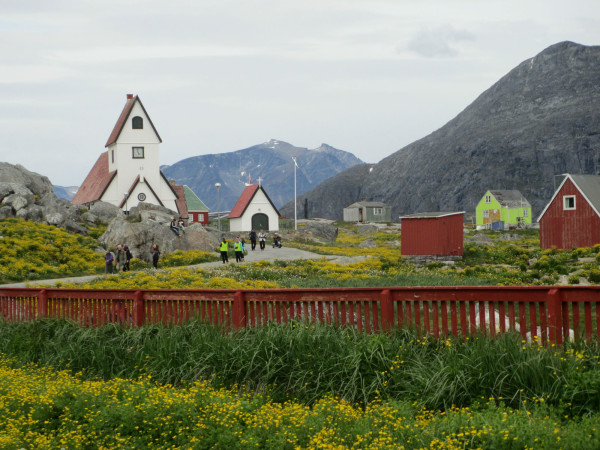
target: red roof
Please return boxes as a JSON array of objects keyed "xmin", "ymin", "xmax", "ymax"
[
  {"xmin": 229, "ymin": 185, "xmax": 259, "ymax": 218},
  {"xmin": 228, "ymin": 184, "xmax": 280, "ymax": 219},
  {"xmin": 71, "ymin": 152, "xmax": 116, "ymax": 205},
  {"xmin": 105, "ymin": 94, "xmax": 162, "ymax": 147},
  {"xmin": 172, "ymin": 184, "xmax": 188, "ymax": 219}
]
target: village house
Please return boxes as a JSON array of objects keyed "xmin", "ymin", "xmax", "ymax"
[
  {"xmin": 343, "ymin": 201, "xmax": 391, "ymax": 223},
  {"xmin": 72, "ymin": 94, "xmax": 185, "ymax": 216},
  {"xmin": 228, "ymin": 183, "xmax": 280, "ymax": 232},
  {"xmin": 475, "ymin": 190, "xmax": 532, "ymax": 230},
  {"xmin": 538, "ymin": 174, "xmax": 600, "ymax": 249},
  {"xmin": 181, "ymin": 185, "xmax": 209, "ymax": 225},
  {"xmin": 399, "ymin": 211, "xmax": 465, "ymax": 259}
]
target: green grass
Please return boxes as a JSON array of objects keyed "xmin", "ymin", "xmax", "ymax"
[{"xmin": 1, "ymin": 319, "xmax": 600, "ymax": 416}]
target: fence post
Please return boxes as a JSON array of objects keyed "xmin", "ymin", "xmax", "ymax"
[
  {"xmin": 37, "ymin": 289, "xmax": 48, "ymax": 319},
  {"xmin": 547, "ymin": 288, "xmax": 562, "ymax": 346},
  {"xmin": 233, "ymin": 291, "xmax": 246, "ymax": 328},
  {"xmin": 380, "ymin": 289, "xmax": 394, "ymax": 331},
  {"xmin": 133, "ymin": 290, "xmax": 145, "ymax": 327}
]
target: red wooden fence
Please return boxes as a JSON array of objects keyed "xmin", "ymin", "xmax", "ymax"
[{"xmin": 2, "ymin": 286, "xmax": 600, "ymax": 344}]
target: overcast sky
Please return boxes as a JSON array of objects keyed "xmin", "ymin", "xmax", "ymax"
[{"xmin": 1, "ymin": 0, "xmax": 599, "ymax": 186}]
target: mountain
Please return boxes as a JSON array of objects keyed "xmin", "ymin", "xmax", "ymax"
[
  {"xmin": 161, "ymin": 140, "xmax": 363, "ymax": 211},
  {"xmin": 53, "ymin": 185, "xmax": 78, "ymax": 201},
  {"xmin": 280, "ymin": 41, "xmax": 600, "ymax": 221}
]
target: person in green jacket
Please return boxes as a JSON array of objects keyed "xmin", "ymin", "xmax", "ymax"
[
  {"xmin": 220, "ymin": 239, "xmax": 229, "ymax": 264},
  {"xmin": 234, "ymin": 237, "xmax": 243, "ymax": 263}
]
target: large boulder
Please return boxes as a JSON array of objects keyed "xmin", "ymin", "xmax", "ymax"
[
  {"xmin": 88, "ymin": 201, "xmax": 122, "ymax": 223},
  {"xmin": 99, "ymin": 218, "xmax": 219, "ymax": 262},
  {"xmin": 0, "ymin": 163, "xmax": 54, "ymax": 198},
  {"xmin": 295, "ymin": 219, "xmax": 339, "ymax": 242}
]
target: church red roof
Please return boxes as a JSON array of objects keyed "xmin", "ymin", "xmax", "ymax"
[
  {"xmin": 228, "ymin": 185, "xmax": 259, "ymax": 219},
  {"xmin": 172, "ymin": 184, "xmax": 189, "ymax": 219},
  {"xmin": 71, "ymin": 152, "xmax": 116, "ymax": 205},
  {"xmin": 105, "ymin": 94, "xmax": 162, "ymax": 147},
  {"xmin": 228, "ymin": 184, "xmax": 280, "ymax": 219}
]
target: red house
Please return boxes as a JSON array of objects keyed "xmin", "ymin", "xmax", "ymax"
[
  {"xmin": 538, "ymin": 174, "xmax": 600, "ymax": 249},
  {"xmin": 399, "ymin": 211, "xmax": 464, "ymax": 258}
]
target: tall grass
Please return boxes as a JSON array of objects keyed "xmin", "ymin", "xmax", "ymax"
[{"xmin": 1, "ymin": 319, "xmax": 599, "ymax": 415}]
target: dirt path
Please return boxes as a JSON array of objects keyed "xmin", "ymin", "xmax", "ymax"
[{"xmin": 1, "ymin": 245, "xmax": 367, "ymax": 288}]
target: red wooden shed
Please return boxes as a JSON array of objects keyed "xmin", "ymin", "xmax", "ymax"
[
  {"xmin": 399, "ymin": 211, "xmax": 465, "ymax": 257},
  {"xmin": 538, "ymin": 174, "xmax": 600, "ymax": 249}
]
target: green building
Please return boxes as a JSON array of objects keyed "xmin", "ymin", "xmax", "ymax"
[
  {"xmin": 475, "ymin": 190, "xmax": 532, "ymax": 230},
  {"xmin": 343, "ymin": 201, "xmax": 392, "ymax": 223}
]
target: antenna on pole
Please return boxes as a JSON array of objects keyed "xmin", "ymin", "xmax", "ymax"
[{"xmin": 292, "ymin": 156, "xmax": 298, "ymax": 230}]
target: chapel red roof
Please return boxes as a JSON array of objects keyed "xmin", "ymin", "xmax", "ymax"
[
  {"xmin": 228, "ymin": 184, "xmax": 280, "ymax": 219},
  {"xmin": 172, "ymin": 184, "xmax": 189, "ymax": 219},
  {"xmin": 71, "ymin": 152, "xmax": 116, "ymax": 205},
  {"xmin": 105, "ymin": 94, "xmax": 162, "ymax": 147}
]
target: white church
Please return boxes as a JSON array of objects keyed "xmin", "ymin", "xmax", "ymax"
[{"xmin": 72, "ymin": 94, "xmax": 187, "ymax": 216}]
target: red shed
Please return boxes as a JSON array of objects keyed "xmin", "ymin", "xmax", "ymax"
[
  {"xmin": 399, "ymin": 211, "xmax": 464, "ymax": 257},
  {"xmin": 538, "ymin": 174, "xmax": 600, "ymax": 249}
]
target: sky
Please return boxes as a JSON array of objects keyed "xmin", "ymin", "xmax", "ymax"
[{"xmin": 1, "ymin": 0, "xmax": 599, "ymax": 186}]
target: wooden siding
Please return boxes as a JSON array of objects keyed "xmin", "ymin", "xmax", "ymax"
[
  {"xmin": 540, "ymin": 179, "xmax": 600, "ymax": 249},
  {"xmin": 401, "ymin": 213, "xmax": 464, "ymax": 256}
]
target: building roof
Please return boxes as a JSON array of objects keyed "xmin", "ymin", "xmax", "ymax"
[
  {"xmin": 71, "ymin": 152, "xmax": 116, "ymax": 204},
  {"xmin": 228, "ymin": 184, "xmax": 280, "ymax": 219},
  {"xmin": 105, "ymin": 94, "xmax": 162, "ymax": 147},
  {"xmin": 171, "ymin": 184, "xmax": 189, "ymax": 218},
  {"xmin": 183, "ymin": 185, "xmax": 209, "ymax": 212},
  {"xmin": 537, "ymin": 174, "xmax": 600, "ymax": 222},
  {"xmin": 399, "ymin": 211, "xmax": 465, "ymax": 219},
  {"xmin": 488, "ymin": 190, "xmax": 531, "ymax": 208},
  {"xmin": 345, "ymin": 201, "xmax": 388, "ymax": 209}
]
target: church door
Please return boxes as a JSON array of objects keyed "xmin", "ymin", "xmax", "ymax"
[{"xmin": 252, "ymin": 213, "xmax": 269, "ymax": 231}]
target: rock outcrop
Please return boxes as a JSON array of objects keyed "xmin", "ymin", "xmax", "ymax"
[{"xmin": 99, "ymin": 218, "xmax": 219, "ymax": 262}]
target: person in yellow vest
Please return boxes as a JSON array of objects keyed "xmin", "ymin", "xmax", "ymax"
[
  {"xmin": 234, "ymin": 236, "xmax": 244, "ymax": 263},
  {"xmin": 220, "ymin": 239, "xmax": 229, "ymax": 264}
]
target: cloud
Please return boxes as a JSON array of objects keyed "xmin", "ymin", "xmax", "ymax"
[{"xmin": 406, "ymin": 26, "xmax": 475, "ymax": 58}]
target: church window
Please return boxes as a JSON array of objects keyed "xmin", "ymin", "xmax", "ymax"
[
  {"xmin": 132, "ymin": 116, "xmax": 143, "ymax": 129},
  {"xmin": 138, "ymin": 193, "xmax": 146, "ymax": 201},
  {"xmin": 111, "ymin": 150, "xmax": 114, "ymax": 163}
]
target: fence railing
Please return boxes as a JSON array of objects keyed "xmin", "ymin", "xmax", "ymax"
[{"xmin": 2, "ymin": 286, "xmax": 600, "ymax": 344}]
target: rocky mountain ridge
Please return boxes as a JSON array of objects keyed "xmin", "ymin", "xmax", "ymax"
[
  {"xmin": 161, "ymin": 140, "xmax": 363, "ymax": 211},
  {"xmin": 280, "ymin": 41, "xmax": 600, "ymax": 221}
]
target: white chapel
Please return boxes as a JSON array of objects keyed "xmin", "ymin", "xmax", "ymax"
[{"xmin": 72, "ymin": 94, "xmax": 186, "ymax": 215}]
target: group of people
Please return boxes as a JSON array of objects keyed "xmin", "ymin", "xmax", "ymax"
[
  {"xmin": 219, "ymin": 229, "xmax": 282, "ymax": 264},
  {"xmin": 169, "ymin": 217, "xmax": 186, "ymax": 237},
  {"xmin": 104, "ymin": 244, "xmax": 133, "ymax": 274}
]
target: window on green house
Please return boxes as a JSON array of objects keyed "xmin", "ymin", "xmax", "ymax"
[{"xmin": 485, "ymin": 195, "xmax": 491, "ymax": 203}]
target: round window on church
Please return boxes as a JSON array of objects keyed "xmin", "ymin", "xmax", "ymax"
[{"xmin": 138, "ymin": 193, "xmax": 146, "ymax": 202}]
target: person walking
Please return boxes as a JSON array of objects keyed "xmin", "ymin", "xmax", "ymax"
[
  {"xmin": 258, "ymin": 229, "xmax": 266, "ymax": 251},
  {"xmin": 240, "ymin": 237, "xmax": 246, "ymax": 261},
  {"xmin": 249, "ymin": 229, "xmax": 257, "ymax": 251},
  {"xmin": 104, "ymin": 249, "xmax": 114, "ymax": 274},
  {"xmin": 123, "ymin": 245, "xmax": 133, "ymax": 271},
  {"xmin": 151, "ymin": 244, "xmax": 160, "ymax": 269},
  {"xmin": 219, "ymin": 239, "xmax": 229, "ymax": 264},
  {"xmin": 115, "ymin": 244, "xmax": 126, "ymax": 272},
  {"xmin": 234, "ymin": 237, "xmax": 243, "ymax": 263}
]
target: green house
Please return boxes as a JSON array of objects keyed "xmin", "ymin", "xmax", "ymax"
[{"xmin": 475, "ymin": 190, "xmax": 532, "ymax": 230}]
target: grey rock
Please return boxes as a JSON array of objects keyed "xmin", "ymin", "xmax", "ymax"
[
  {"xmin": 0, "ymin": 205, "xmax": 13, "ymax": 219},
  {"xmin": 468, "ymin": 233, "xmax": 493, "ymax": 245},
  {"xmin": 0, "ymin": 163, "xmax": 54, "ymax": 199},
  {"xmin": 295, "ymin": 219, "xmax": 339, "ymax": 242},
  {"xmin": 22, "ymin": 205, "xmax": 44, "ymax": 221},
  {"xmin": 357, "ymin": 224, "xmax": 378, "ymax": 234},
  {"xmin": 2, "ymin": 193, "xmax": 30, "ymax": 212},
  {"xmin": 496, "ymin": 233, "xmax": 524, "ymax": 241},
  {"xmin": 139, "ymin": 209, "xmax": 174, "ymax": 224},
  {"xmin": 358, "ymin": 239, "xmax": 377, "ymax": 248},
  {"xmin": 81, "ymin": 212, "xmax": 98, "ymax": 224},
  {"xmin": 99, "ymin": 218, "xmax": 219, "ymax": 262},
  {"xmin": 89, "ymin": 202, "xmax": 122, "ymax": 223},
  {"xmin": 46, "ymin": 213, "xmax": 64, "ymax": 226},
  {"xmin": 63, "ymin": 219, "xmax": 89, "ymax": 235},
  {"xmin": 280, "ymin": 42, "xmax": 600, "ymax": 220}
]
